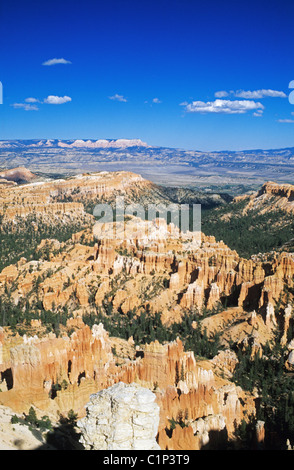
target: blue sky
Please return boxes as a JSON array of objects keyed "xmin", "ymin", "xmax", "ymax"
[{"xmin": 0, "ymin": 0, "xmax": 294, "ymax": 151}]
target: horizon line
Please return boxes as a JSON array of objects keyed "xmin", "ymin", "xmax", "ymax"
[{"xmin": 0, "ymin": 138, "xmax": 294, "ymax": 153}]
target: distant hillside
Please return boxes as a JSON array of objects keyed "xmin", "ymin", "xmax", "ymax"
[
  {"xmin": 0, "ymin": 166, "xmax": 37, "ymax": 184},
  {"xmin": 201, "ymin": 181, "xmax": 294, "ymax": 258},
  {"xmin": 160, "ymin": 186, "xmax": 233, "ymax": 209},
  {"xmin": 0, "ymin": 140, "xmax": 294, "ymax": 187}
]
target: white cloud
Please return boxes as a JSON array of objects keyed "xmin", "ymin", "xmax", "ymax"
[
  {"xmin": 42, "ymin": 58, "xmax": 72, "ymax": 66},
  {"xmin": 253, "ymin": 109, "xmax": 264, "ymax": 117},
  {"xmin": 277, "ymin": 118, "xmax": 294, "ymax": 123},
  {"xmin": 44, "ymin": 95, "xmax": 72, "ymax": 104},
  {"xmin": 11, "ymin": 103, "xmax": 39, "ymax": 111},
  {"xmin": 234, "ymin": 89, "xmax": 286, "ymax": 99},
  {"xmin": 214, "ymin": 91, "xmax": 229, "ymax": 98},
  {"xmin": 152, "ymin": 98, "xmax": 162, "ymax": 103},
  {"xmin": 182, "ymin": 99, "xmax": 264, "ymax": 114},
  {"xmin": 109, "ymin": 94, "xmax": 127, "ymax": 102},
  {"xmin": 25, "ymin": 97, "xmax": 39, "ymax": 103},
  {"xmin": 213, "ymin": 89, "xmax": 286, "ymax": 99}
]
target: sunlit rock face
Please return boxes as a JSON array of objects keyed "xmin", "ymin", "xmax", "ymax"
[{"xmin": 77, "ymin": 382, "xmax": 161, "ymax": 450}]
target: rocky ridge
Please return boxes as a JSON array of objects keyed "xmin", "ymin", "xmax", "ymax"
[
  {"xmin": 235, "ymin": 181, "xmax": 294, "ymax": 215},
  {"xmin": 0, "ymin": 170, "xmax": 154, "ymax": 225}
]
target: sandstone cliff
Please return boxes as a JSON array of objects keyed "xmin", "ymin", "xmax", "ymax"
[
  {"xmin": 234, "ymin": 181, "xmax": 294, "ymax": 216},
  {"xmin": 0, "ymin": 322, "xmax": 255, "ymax": 450}
]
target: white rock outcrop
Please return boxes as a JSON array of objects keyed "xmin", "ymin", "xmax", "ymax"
[
  {"xmin": 77, "ymin": 382, "xmax": 161, "ymax": 450},
  {"xmin": 191, "ymin": 414, "xmax": 226, "ymax": 447}
]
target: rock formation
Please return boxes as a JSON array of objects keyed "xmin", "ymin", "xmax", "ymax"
[
  {"xmin": 235, "ymin": 181, "xmax": 294, "ymax": 216},
  {"xmin": 0, "ymin": 321, "xmax": 255, "ymax": 450},
  {"xmin": 0, "ymin": 175, "xmax": 294, "ymax": 450},
  {"xmin": 0, "ymin": 166, "xmax": 37, "ymax": 184},
  {"xmin": 78, "ymin": 382, "xmax": 160, "ymax": 450}
]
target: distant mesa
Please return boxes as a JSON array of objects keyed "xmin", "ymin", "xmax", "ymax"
[
  {"xmin": 58, "ymin": 138, "xmax": 148, "ymax": 149},
  {"xmin": 0, "ymin": 138, "xmax": 149, "ymax": 149}
]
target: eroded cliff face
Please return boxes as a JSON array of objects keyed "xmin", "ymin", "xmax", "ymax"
[
  {"xmin": 1, "ymin": 175, "xmax": 294, "ymax": 327},
  {"xmin": 0, "ymin": 170, "xmax": 157, "ymax": 222},
  {"xmin": 235, "ymin": 181, "xmax": 294, "ymax": 215},
  {"xmin": 1, "ymin": 214, "xmax": 293, "ymax": 331},
  {"xmin": 0, "ymin": 322, "xmax": 255, "ymax": 450},
  {"xmin": 1, "ymin": 176, "xmax": 294, "ymax": 449},
  {"xmin": 0, "ymin": 171, "xmax": 165, "ymax": 245},
  {"xmin": 0, "ymin": 252, "xmax": 291, "ymax": 448}
]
